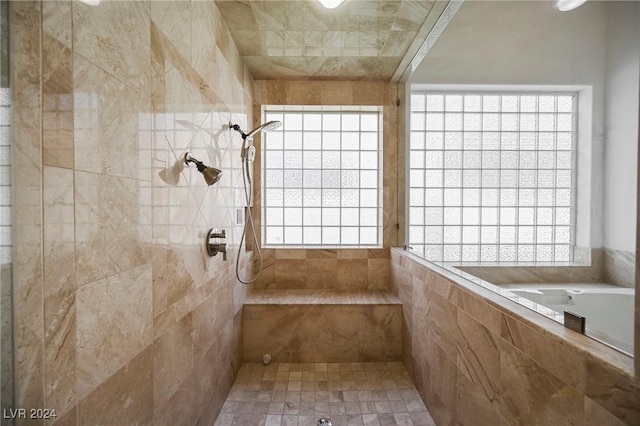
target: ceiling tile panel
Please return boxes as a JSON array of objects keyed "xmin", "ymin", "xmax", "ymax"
[
  {"xmin": 214, "ymin": 0, "xmax": 437, "ymax": 80},
  {"xmin": 214, "ymin": 0, "xmax": 259, "ymax": 29}
]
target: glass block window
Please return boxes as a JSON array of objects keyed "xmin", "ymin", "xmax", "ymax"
[
  {"xmin": 0, "ymin": 88, "xmax": 10, "ymax": 265},
  {"xmin": 262, "ymin": 106, "xmax": 382, "ymax": 247},
  {"xmin": 408, "ymin": 91, "xmax": 576, "ymax": 263}
]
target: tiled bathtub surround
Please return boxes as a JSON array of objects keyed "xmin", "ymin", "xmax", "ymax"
[
  {"xmin": 458, "ymin": 247, "xmax": 636, "ymax": 288},
  {"xmin": 214, "ymin": 362, "xmax": 436, "ymax": 426},
  {"xmin": 12, "ymin": 1, "xmax": 252, "ymax": 424},
  {"xmin": 603, "ymin": 248, "xmax": 636, "ymax": 288},
  {"xmin": 391, "ymin": 248, "xmax": 640, "ymax": 425}
]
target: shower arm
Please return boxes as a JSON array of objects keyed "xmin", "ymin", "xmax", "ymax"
[
  {"xmin": 230, "ymin": 124, "xmax": 252, "ymax": 163},
  {"xmin": 231, "ymin": 123, "xmax": 249, "ymax": 140},
  {"xmin": 231, "ymin": 121, "xmax": 282, "ymax": 145},
  {"xmin": 184, "ymin": 153, "xmax": 206, "ymax": 172}
]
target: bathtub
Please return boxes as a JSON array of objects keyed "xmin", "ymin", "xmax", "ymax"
[{"xmin": 498, "ymin": 283, "xmax": 635, "ymax": 355}]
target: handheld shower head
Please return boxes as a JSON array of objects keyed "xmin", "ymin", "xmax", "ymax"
[
  {"xmin": 229, "ymin": 119, "xmax": 282, "ymax": 285},
  {"xmin": 246, "ymin": 120, "xmax": 282, "ymax": 139},
  {"xmin": 230, "ymin": 120, "xmax": 282, "ymax": 141}
]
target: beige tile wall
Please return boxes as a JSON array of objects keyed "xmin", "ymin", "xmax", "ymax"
[
  {"xmin": 12, "ymin": 1, "xmax": 252, "ymax": 424},
  {"xmin": 637, "ymin": 136, "xmax": 640, "ymax": 374},
  {"xmin": 250, "ymin": 80, "xmax": 399, "ymax": 290},
  {"xmin": 243, "ymin": 304, "xmax": 402, "ymax": 363},
  {"xmin": 391, "ymin": 248, "xmax": 640, "ymax": 426},
  {"xmin": 254, "ymin": 248, "xmax": 391, "ymax": 290},
  {"xmin": 11, "ymin": 2, "xmax": 639, "ymax": 426}
]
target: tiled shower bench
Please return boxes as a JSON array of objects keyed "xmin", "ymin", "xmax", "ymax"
[{"xmin": 243, "ymin": 290, "xmax": 403, "ymax": 363}]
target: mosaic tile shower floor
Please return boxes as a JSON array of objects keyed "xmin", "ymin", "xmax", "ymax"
[{"xmin": 214, "ymin": 362, "xmax": 436, "ymax": 426}]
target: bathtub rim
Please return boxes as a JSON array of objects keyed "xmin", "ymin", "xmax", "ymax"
[
  {"xmin": 498, "ymin": 283, "xmax": 634, "ymax": 355},
  {"xmin": 391, "ymin": 247, "xmax": 635, "ymax": 377}
]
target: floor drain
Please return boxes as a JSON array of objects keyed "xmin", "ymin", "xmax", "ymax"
[{"xmin": 317, "ymin": 419, "xmax": 332, "ymax": 426}]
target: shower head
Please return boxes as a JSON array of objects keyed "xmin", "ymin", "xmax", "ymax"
[
  {"xmin": 230, "ymin": 120, "xmax": 282, "ymax": 141},
  {"xmin": 184, "ymin": 152, "xmax": 222, "ymax": 186},
  {"xmin": 246, "ymin": 120, "xmax": 282, "ymax": 139}
]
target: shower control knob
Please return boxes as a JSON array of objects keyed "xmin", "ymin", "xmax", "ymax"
[
  {"xmin": 217, "ymin": 244, "xmax": 227, "ymax": 261},
  {"xmin": 210, "ymin": 229, "xmax": 226, "ymax": 239},
  {"xmin": 206, "ymin": 228, "xmax": 227, "ymax": 260}
]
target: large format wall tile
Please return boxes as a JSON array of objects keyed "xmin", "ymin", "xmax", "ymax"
[
  {"xmin": 454, "ymin": 289, "xmax": 502, "ymax": 335},
  {"xmin": 585, "ymin": 356, "xmax": 640, "ymax": 425},
  {"xmin": 44, "ymin": 289, "xmax": 76, "ymax": 417},
  {"xmin": 150, "ymin": 1, "xmax": 191, "ymax": 66},
  {"xmin": 499, "ymin": 341, "xmax": 584, "ymax": 425},
  {"xmin": 42, "ymin": 162, "xmax": 76, "ymax": 416},
  {"xmin": 76, "ymin": 265, "xmax": 153, "ymax": 398},
  {"xmin": 193, "ymin": 283, "xmax": 234, "ymax": 361},
  {"xmin": 153, "ymin": 371, "xmax": 196, "ymax": 426},
  {"xmin": 190, "ymin": 1, "xmax": 218, "ymax": 102},
  {"xmin": 43, "ymin": 166, "xmax": 75, "ymax": 297},
  {"xmin": 254, "ymin": 249, "xmax": 393, "ymax": 290},
  {"xmin": 306, "ymin": 258, "xmax": 338, "ymax": 287},
  {"xmin": 11, "ymin": 0, "xmax": 45, "ymax": 412},
  {"xmin": 244, "ymin": 304, "xmax": 402, "ymax": 363},
  {"xmin": 501, "ymin": 313, "xmax": 586, "ymax": 391},
  {"xmin": 72, "ymin": 1, "xmax": 150, "ymax": 92},
  {"xmin": 73, "ymin": 54, "xmax": 150, "ymax": 180},
  {"xmin": 425, "ymin": 290, "xmax": 459, "ymax": 362},
  {"xmin": 391, "ymin": 248, "xmax": 638, "ymax": 426},
  {"xmin": 336, "ymin": 259, "xmax": 369, "ymax": 288},
  {"xmin": 425, "ymin": 342, "xmax": 457, "ymax": 426},
  {"xmin": 78, "ymin": 346, "xmax": 153, "ymax": 426},
  {"xmin": 74, "ymin": 171, "xmax": 150, "ymax": 286},
  {"xmin": 153, "ymin": 312, "xmax": 193, "ymax": 410},
  {"xmin": 603, "ymin": 247, "xmax": 636, "ymax": 288},
  {"xmin": 12, "ymin": 1, "xmax": 253, "ymax": 425},
  {"xmin": 456, "ymin": 370, "xmax": 501, "ymax": 426},
  {"xmin": 42, "ymin": 1, "xmax": 73, "ymax": 170},
  {"xmin": 585, "ymin": 396, "xmax": 628, "ymax": 426},
  {"xmin": 456, "ymin": 309, "xmax": 500, "ymax": 410},
  {"xmin": 196, "ymin": 315, "xmax": 241, "ymax": 425}
]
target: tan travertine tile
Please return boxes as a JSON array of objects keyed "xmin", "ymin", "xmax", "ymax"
[
  {"xmin": 215, "ymin": 362, "xmax": 436, "ymax": 425},
  {"xmin": 243, "ymin": 304, "xmax": 401, "ymax": 363}
]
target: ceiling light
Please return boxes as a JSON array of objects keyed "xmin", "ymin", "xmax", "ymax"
[
  {"xmin": 554, "ymin": 0, "xmax": 587, "ymax": 11},
  {"xmin": 79, "ymin": 0, "xmax": 101, "ymax": 5},
  {"xmin": 316, "ymin": 0, "xmax": 344, "ymax": 9}
]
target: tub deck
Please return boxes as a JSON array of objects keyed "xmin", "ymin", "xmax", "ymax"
[{"xmin": 499, "ymin": 282, "xmax": 635, "ymax": 355}]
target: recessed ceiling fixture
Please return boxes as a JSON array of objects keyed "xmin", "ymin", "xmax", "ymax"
[
  {"xmin": 316, "ymin": 0, "xmax": 345, "ymax": 9},
  {"xmin": 554, "ymin": 0, "xmax": 587, "ymax": 11}
]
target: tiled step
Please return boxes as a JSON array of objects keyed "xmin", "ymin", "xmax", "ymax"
[{"xmin": 243, "ymin": 290, "xmax": 403, "ymax": 364}]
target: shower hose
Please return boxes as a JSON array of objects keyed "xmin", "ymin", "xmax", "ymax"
[{"xmin": 235, "ymin": 144, "xmax": 263, "ymax": 284}]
